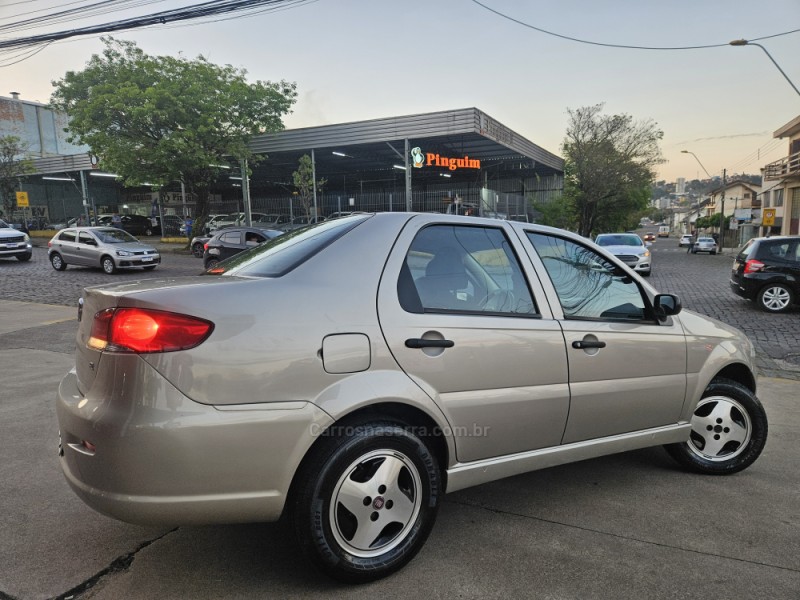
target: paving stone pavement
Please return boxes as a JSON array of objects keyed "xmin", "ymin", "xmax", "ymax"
[
  {"xmin": 1, "ymin": 240, "xmax": 798, "ymax": 380},
  {"xmin": 647, "ymin": 243, "xmax": 800, "ymax": 380}
]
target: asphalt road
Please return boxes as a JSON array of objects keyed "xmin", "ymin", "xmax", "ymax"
[{"xmin": 0, "ymin": 238, "xmax": 798, "ymax": 599}]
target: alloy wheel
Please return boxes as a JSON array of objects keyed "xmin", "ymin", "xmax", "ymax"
[
  {"xmin": 687, "ymin": 396, "xmax": 752, "ymax": 462},
  {"xmin": 329, "ymin": 449, "xmax": 422, "ymax": 558},
  {"xmin": 760, "ymin": 285, "xmax": 791, "ymax": 312}
]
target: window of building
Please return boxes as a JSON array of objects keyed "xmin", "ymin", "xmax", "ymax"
[{"xmin": 774, "ymin": 189, "xmax": 784, "ymax": 207}]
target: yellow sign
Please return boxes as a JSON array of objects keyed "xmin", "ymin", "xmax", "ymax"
[
  {"xmin": 763, "ymin": 208, "xmax": 776, "ymax": 226},
  {"xmin": 15, "ymin": 191, "xmax": 29, "ymax": 207}
]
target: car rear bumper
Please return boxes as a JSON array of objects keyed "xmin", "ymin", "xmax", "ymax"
[
  {"xmin": 730, "ymin": 275, "xmax": 764, "ymax": 300},
  {"xmin": 56, "ymin": 362, "xmax": 333, "ymax": 525}
]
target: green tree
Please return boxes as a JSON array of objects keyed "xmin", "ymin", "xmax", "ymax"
[
  {"xmin": 532, "ymin": 196, "xmax": 574, "ymax": 230},
  {"xmin": 50, "ymin": 38, "xmax": 297, "ymax": 234},
  {"xmin": 563, "ymin": 104, "xmax": 664, "ymax": 237},
  {"xmin": 0, "ymin": 135, "xmax": 35, "ymax": 220},
  {"xmin": 292, "ymin": 154, "xmax": 326, "ymax": 218}
]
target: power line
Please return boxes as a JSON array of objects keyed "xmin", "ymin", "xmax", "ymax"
[
  {"xmin": 0, "ymin": 0, "xmax": 314, "ymax": 53},
  {"xmin": 469, "ymin": 0, "xmax": 800, "ymax": 51}
]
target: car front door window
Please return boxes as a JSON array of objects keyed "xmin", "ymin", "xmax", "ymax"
[{"xmin": 527, "ymin": 233, "xmax": 646, "ymax": 321}]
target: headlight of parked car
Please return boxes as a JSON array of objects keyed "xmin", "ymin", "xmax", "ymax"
[{"xmin": 116, "ymin": 250, "xmax": 133, "ymax": 257}]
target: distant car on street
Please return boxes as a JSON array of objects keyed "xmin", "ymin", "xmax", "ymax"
[
  {"xmin": 203, "ymin": 226, "xmax": 283, "ymax": 269},
  {"xmin": 643, "ymin": 232, "xmax": 656, "ymax": 242},
  {"xmin": 47, "ymin": 227, "xmax": 160, "ymax": 274},
  {"xmin": 679, "ymin": 234, "xmax": 694, "ymax": 248},
  {"xmin": 692, "ymin": 237, "xmax": 718, "ymax": 255},
  {"xmin": 594, "ymin": 232, "xmax": 652, "ymax": 276},
  {"xmin": 0, "ymin": 218, "xmax": 32, "ymax": 262}
]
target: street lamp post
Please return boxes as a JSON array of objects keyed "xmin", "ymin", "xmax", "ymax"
[
  {"xmin": 729, "ymin": 39, "xmax": 800, "ymax": 98},
  {"xmin": 680, "ymin": 150, "xmax": 712, "ymax": 179}
]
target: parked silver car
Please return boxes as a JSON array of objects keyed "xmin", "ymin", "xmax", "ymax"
[
  {"xmin": 57, "ymin": 213, "xmax": 767, "ymax": 582},
  {"xmin": 594, "ymin": 232, "xmax": 652, "ymax": 276},
  {"xmin": 47, "ymin": 227, "xmax": 160, "ymax": 274},
  {"xmin": 692, "ymin": 236, "xmax": 718, "ymax": 255}
]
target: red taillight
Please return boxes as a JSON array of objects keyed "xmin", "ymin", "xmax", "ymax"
[
  {"xmin": 203, "ymin": 243, "xmax": 209, "ymax": 250},
  {"xmin": 88, "ymin": 308, "xmax": 213, "ymax": 353},
  {"xmin": 744, "ymin": 259, "xmax": 765, "ymax": 274},
  {"xmin": 48, "ymin": 240, "xmax": 52, "ymax": 247}
]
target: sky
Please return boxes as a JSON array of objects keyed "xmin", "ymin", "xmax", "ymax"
[{"xmin": 2, "ymin": 0, "xmax": 799, "ymax": 183}]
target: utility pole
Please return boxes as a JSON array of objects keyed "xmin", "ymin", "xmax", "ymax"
[{"xmin": 719, "ymin": 169, "xmax": 726, "ymax": 249}]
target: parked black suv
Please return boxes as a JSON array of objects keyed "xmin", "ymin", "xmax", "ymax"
[{"xmin": 730, "ymin": 236, "xmax": 800, "ymax": 313}]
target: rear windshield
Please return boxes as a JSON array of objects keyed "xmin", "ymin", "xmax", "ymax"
[
  {"xmin": 738, "ymin": 239, "xmax": 757, "ymax": 259},
  {"xmin": 217, "ymin": 214, "xmax": 370, "ymax": 277}
]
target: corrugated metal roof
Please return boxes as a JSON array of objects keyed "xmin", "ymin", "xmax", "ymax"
[
  {"xmin": 249, "ymin": 107, "xmax": 563, "ymax": 172},
  {"xmin": 31, "ymin": 153, "xmax": 93, "ymax": 175}
]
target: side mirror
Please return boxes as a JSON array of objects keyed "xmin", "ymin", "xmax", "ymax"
[{"xmin": 654, "ymin": 293, "xmax": 682, "ymax": 321}]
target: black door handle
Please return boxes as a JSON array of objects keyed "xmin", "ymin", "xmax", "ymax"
[
  {"xmin": 572, "ymin": 340, "xmax": 606, "ymax": 350},
  {"xmin": 405, "ymin": 338, "xmax": 455, "ymax": 349}
]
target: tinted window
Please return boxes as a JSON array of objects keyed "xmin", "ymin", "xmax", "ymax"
[
  {"xmin": 528, "ymin": 233, "xmax": 647, "ymax": 321},
  {"xmin": 220, "ymin": 215, "xmax": 369, "ymax": 278},
  {"xmin": 58, "ymin": 230, "xmax": 77, "ymax": 242},
  {"xmin": 220, "ymin": 232, "xmax": 242, "ymax": 244},
  {"xmin": 78, "ymin": 232, "xmax": 95, "ymax": 245},
  {"xmin": 761, "ymin": 241, "xmax": 792, "ymax": 260},
  {"xmin": 401, "ymin": 224, "xmax": 537, "ymax": 316}
]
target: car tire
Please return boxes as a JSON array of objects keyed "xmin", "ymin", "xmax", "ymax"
[
  {"xmin": 290, "ymin": 421, "xmax": 441, "ymax": 583},
  {"xmin": 16, "ymin": 252, "xmax": 32, "ymax": 262},
  {"xmin": 204, "ymin": 257, "xmax": 219, "ymax": 270},
  {"xmin": 756, "ymin": 283, "xmax": 793, "ymax": 313},
  {"xmin": 664, "ymin": 378, "xmax": 767, "ymax": 475},
  {"xmin": 101, "ymin": 256, "xmax": 117, "ymax": 274},
  {"xmin": 50, "ymin": 253, "xmax": 67, "ymax": 271},
  {"xmin": 145, "ymin": 227, "xmax": 154, "ymax": 236},
  {"xmin": 191, "ymin": 242, "xmax": 204, "ymax": 258}
]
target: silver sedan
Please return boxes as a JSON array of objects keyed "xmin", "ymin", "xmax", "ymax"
[
  {"xmin": 56, "ymin": 213, "xmax": 767, "ymax": 583},
  {"xmin": 692, "ymin": 236, "xmax": 718, "ymax": 254},
  {"xmin": 47, "ymin": 227, "xmax": 160, "ymax": 274}
]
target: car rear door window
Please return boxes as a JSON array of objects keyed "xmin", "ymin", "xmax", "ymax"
[
  {"xmin": 528, "ymin": 233, "xmax": 647, "ymax": 321},
  {"xmin": 400, "ymin": 224, "xmax": 537, "ymax": 316},
  {"xmin": 58, "ymin": 230, "xmax": 76, "ymax": 243},
  {"xmin": 220, "ymin": 232, "xmax": 242, "ymax": 245}
]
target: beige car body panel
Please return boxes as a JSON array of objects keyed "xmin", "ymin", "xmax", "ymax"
[{"xmin": 56, "ymin": 213, "xmax": 759, "ymax": 526}]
